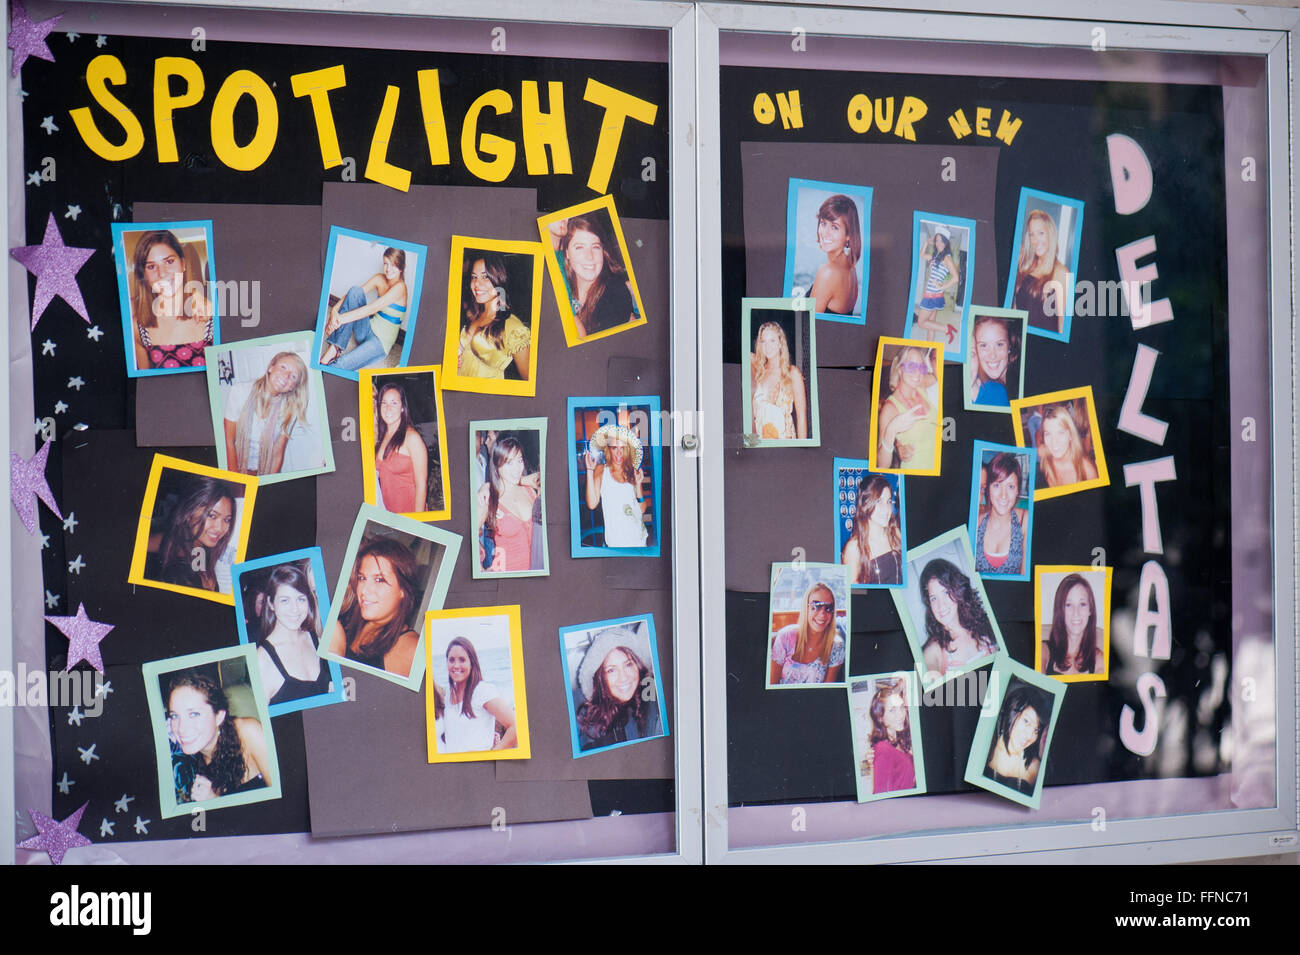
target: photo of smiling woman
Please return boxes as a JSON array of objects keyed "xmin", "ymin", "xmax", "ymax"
[
  {"xmin": 848, "ymin": 674, "xmax": 926, "ymax": 802},
  {"xmin": 560, "ymin": 615, "xmax": 667, "ymax": 757},
  {"xmin": 1036, "ymin": 567, "xmax": 1110, "ymax": 679},
  {"xmin": 983, "ymin": 679, "xmax": 1054, "ymax": 796},
  {"xmin": 783, "ymin": 179, "xmax": 871, "ymax": 324},
  {"xmin": 765, "ymin": 563, "xmax": 851, "ymax": 688},
  {"xmin": 472, "ymin": 420, "xmax": 547, "ymax": 577},
  {"xmin": 968, "ymin": 445, "xmax": 1035, "ymax": 579},
  {"xmin": 545, "ymin": 207, "xmax": 643, "ymax": 341},
  {"xmin": 871, "ymin": 338, "xmax": 942, "ymax": 475},
  {"xmin": 1003, "ymin": 188, "xmax": 1084, "ymax": 341},
  {"xmin": 964, "ymin": 310, "xmax": 1025, "ymax": 412}
]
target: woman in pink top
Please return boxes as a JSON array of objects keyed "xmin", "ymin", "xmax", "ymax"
[
  {"xmin": 373, "ymin": 383, "xmax": 428, "ymax": 514},
  {"xmin": 474, "ymin": 435, "xmax": 541, "ymax": 573},
  {"xmin": 866, "ymin": 678, "xmax": 916, "ymax": 794}
]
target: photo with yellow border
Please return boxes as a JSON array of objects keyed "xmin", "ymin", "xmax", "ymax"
[
  {"xmin": 424, "ymin": 605, "xmax": 530, "ymax": 763},
  {"xmin": 1010, "ymin": 386, "xmax": 1110, "ymax": 501},
  {"xmin": 440, "ymin": 237, "xmax": 543, "ymax": 397},
  {"xmin": 537, "ymin": 194, "xmax": 648, "ymax": 347},
  {"xmin": 128, "ymin": 454, "xmax": 258, "ymax": 606},
  {"xmin": 1033, "ymin": 565, "xmax": 1113, "ymax": 683},
  {"xmin": 358, "ymin": 365, "xmax": 451, "ymax": 522},
  {"xmin": 868, "ymin": 336, "xmax": 944, "ymax": 476}
]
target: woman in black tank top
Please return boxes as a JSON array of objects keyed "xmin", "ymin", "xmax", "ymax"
[{"xmin": 255, "ymin": 563, "xmax": 331, "ymax": 706}]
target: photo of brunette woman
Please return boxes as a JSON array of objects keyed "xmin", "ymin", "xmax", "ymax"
[
  {"xmin": 983, "ymin": 678, "xmax": 1054, "ymax": 796},
  {"xmin": 968, "ymin": 444, "xmax": 1035, "ymax": 580},
  {"xmin": 848, "ymin": 674, "xmax": 925, "ymax": 801},
  {"xmin": 765, "ymin": 563, "xmax": 850, "ymax": 688},
  {"xmin": 323, "ymin": 513, "xmax": 456, "ymax": 687},
  {"xmin": 833, "ymin": 460, "xmax": 904, "ymax": 589},
  {"xmin": 870, "ymin": 338, "xmax": 942, "ymax": 475},
  {"xmin": 426, "ymin": 607, "xmax": 529, "ymax": 761},
  {"xmin": 1035, "ymin": 567, "xmax": 1110, "ymax": 680},
  {"xmin": 905, "ymin": 215, "xmax": 975, "ymax": 357},
  {"xmin": 560, "ymin": 616, "xmax": 668, "ymax": 757},
  {"xmin": 313, "ymin": 228, "xmax": 425, "ymax": 378},
  {"xmin": 140, "ymin": 470, "xmax": 247, "ymax": 596},
  {"xmin": 782, "ymin": 178, "xmax": 871, "ymax": 323},
  {"xmin": 471, "ymin": 420, "xmax": 547, "ymax": 577},
  {"xmin": 111, "ymin": 222, "xmax": 217, "ymax": 376},
  {"xmin": 963, "ymin": 309, "xmax": 1026, "ymax": 412},
  {"xmin": 209, "ymin": 335, "xmax": 331, "ymax": 482},
  {"xmin": 142, "ymin": 645, "xmax": 282, "ymax": 818},
  {"xmin": 542, "ymin": 198, "xmax": 645, "ymax": 343},
  {"xmin": 568, "ymin": 397, "xmax": 662, "ymax": 557},
  {"xmin": 361, "ymin": 369, "xmax": 449, "ymax": 518},
  {"xmin": 1003, "ymin": 188, "xmax": 1084, "ymax": 341},
  {"xmin": 1012, "ymin": 389, "xmax": 1108, "ymax": 500}
]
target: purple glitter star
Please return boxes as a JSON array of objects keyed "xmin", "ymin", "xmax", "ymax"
[
  {"xmin": 10, "ymin": 212, "xmax": 95, "ymax": 330},
  {"xmin": 10, "ymin": 439, "xmax": 61, "ymax": 534},
  {"xmin": 17, "ymin": 802, "xmax": 92, "ymax": 865},
  {"xmin": 47, "ymin": 603, "xmax": 113, "ymax": 673},
  {"xmin": 8, "ymin": 1, "xmax": 62, "ymax": 77}
]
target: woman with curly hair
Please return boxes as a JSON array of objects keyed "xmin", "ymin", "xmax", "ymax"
[
  {"xmin": 319, "ymin": 246, "xmax": 408, "ymax": 371},
  {"xmin": 554, "ymin": 214, "xmax": 638, "ymax": 339},
  {"xmin": 165, "ymin": 670, "xmax": 272, "ymax": 803},
  {"xmin": 985, "ymin": 682, "xmax": 1052, "ymax": 794},
  {"xmin": 865, "ymin": 678, "xmax": 915, "ymax": 794},
  {"xmin": 1042, "ymin": 573, "xmax": 1105, "ymax": 675},
  {"xmin": 841, "ymin": 475, "xmax": 902, "ymax": 585},
  {"xmin": 442, "ymin": 636, "xmax": 517, "ymax": 753},
  {"xmin": 150, "ymin": 476, "xmax": 238, "ymax": 593},
  {"xmin": 974, "ymin": 452, "xmax": 1029, "ymax": 576},
  {"xmin": 373, "ymin": 382, "xmax": 428, "ymax": 514},
  {"xmin": 1036, "ymin": 403, "xmax": 1098, "ymax": 489},
  {"xmin": 918, "ymin": 558, "xmax": 999, "ymax": 679},
  {"xmin": 128, "ymin": 230, "xmax": 214, "ymax": 371},
  {"xmin": 769, "ymin": 580, "xmax": 846, "ymax": 686},
  {"xmin": 750, "ymin": 321, "xmax": 807, "ymax": 441},
  {"xmin": 574, "ymin": 626, "xmax": 660, "ymax": 750},
  {"xmin": 456, "ymin": 252, "xmax": 531, "ymax": 379},
  {"xmin": 223, "ymin": 351, "xmax": 313, "ymax": 476},
  {"xmin": 807, "ymin": 194, "xmax": 861, "ymax": 316},
  {"xmin": 255, "ymin": 563, "xmax": 330, "ymax": 707},
  {"xmin": 1012, "ymin": 209, "xmax": 1070, "ymax": 334},
  {"xmin": 327, "ymin": 536, "xmax": 421, "ymax": 679}
]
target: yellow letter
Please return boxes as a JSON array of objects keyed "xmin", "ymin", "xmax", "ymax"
[
  {"xmin": 995, "ymin": 109, "xmax": 1023, "ymax": 146},
  {"xmin": 461, "ymin": 88, "xmax": 515, "ymax": 184},
  {"xmin": 753, "ymin": 92, "xmax": 776, "ymax": 125},
  {"xmin": 847, "ymin": 94, "xmax": 872, "ymax": 134},
  {"xmin": 775, "ymin": 90, "xmax": 803, "ymax": 130},
  {"xmin": 290, "ymin": 65, "xmax": 346, "ymax": 169},
  {"xmin": 893, "ymin": 96, "xmax": 928, "ymax": 142},
  {"xmin": 417, "ymin": 69, "xmax": 450, "ymax": 166},
  {"xmin": 68, "ymin": 54, "xmax": 145, "ymax": 161},
  {"xmin": 520, "ymin": 80, "xmax": 572, "ymax": 176},
  {"xmin": 947, "ymin": 108, "xmax": 971, "ymax": 139},
  {"xmin": 975, "ymin": 106, "xmax": 991, "ymax": 137},
  {"xmin": 153, "ymin": 57, "xmax": 204, "ymax": 163},
  {"xmin": 210, "ymin": 70, "xmax": 279, "ymax": 171},
  {"xmin": 364, "ymin": 85, "xmax": 412, "ymax": 191},
  {"xmin": 582, "ymin": 79, "xmax": 658, "ymax": 193}
]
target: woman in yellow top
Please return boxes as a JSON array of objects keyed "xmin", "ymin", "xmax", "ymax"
[
  {"xmin": 457, "ymin": 253, "xmax": 531, "ymax": 380},
  {"xmin": 319, "ymin": 247, "xmax": 409, "ymax": 372},
  {"xmin": 876, "ymin": 346, "xmax": 938, "ymax": 470}
]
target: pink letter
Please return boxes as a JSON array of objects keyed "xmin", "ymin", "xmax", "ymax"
[
  {"xmin": 1124, "ymin": 457, "xmax": 1177, "ymax": 554},
  {"xmin": 1117, "ymin": 345, "xmax": 1169, "ymax": 446},
  {"xmin": 1119, "ymin": 672, "xmax": 1166, "ymax": 756},
  {"xmin": 1116, "ymin": 236, "xmax": 1174, "ymax": 330},
  {"xmin": 1132, "ymin": 559, "xmax": 1172, "ymax": 659},
  {"xmin": 1107, "ymin": 133, "xmax": 1153, "ymax": 215}
]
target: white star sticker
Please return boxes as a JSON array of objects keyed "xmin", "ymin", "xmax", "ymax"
[
  {"xmin": 56, "ymin": 772, "xmax": 74, "ymax": 794},
  {"xmin": 66, "ymin": 31, "xmax": 79, "ymax": 41},
  {"xmin": 40, "ymin": 533, "xmax": 50, "ymax": 549},
  {"xmin": 62, "ymin": 512, "xmax": 77, "ymax": 533},
  {"xmin": 54, "ymin": 400, "xmax": 68, "ymax": 414},
  {"xmin": 96, "ymin": 680, "xmax": 113, "ymax": 698},
  {"xmin": 133, "ymin": 816, "xmax": 149, "ymax": 835},
  {"xmin": 65, "ymin": 204, "xmax": 81, "ymax": 221},
  {"xmin": 77, "ymin": 743, "xmax": 99, "ymax": 764},
  {"xmin": 99, "ymin": 818, "xmax": 114, "ymax": 837},
  {"xmin": 26, "ymin": 171, "xmax": 41, "ymax": 187},
  {"xmin": 67, "ymin": 706, "xmax": 84, "ymax": 726},
  {"xmin": 40, "ymin": 116, "xmax": 58, "ymax": 135},
  {"xmin": 44, "ymin": 590, "xmax": 59, "ymax": 609},
  {"xmin": 86, "ymin": 325, "xmax": 103, "ymax": 341},
  {"xmin": 67, "ymin": 376, "xmax": 85, "ymax": 391},
  {"xmin": 41, "ymin": 340, "xmax": 55, "ymax": 355},
  {"xmin": 67, "ymin": 554, "xmax": 85, "ymax": 574},
  {"xmin": 33, "ymin": 418, "xmax": 43, "ymax": 433},
  {"xmin": 114, "ymin": 794, "xmax": 133, "ymax": 814},
  {"xmin": 96, "ymin": 35, "xmax": 107, "ymax": 47}
]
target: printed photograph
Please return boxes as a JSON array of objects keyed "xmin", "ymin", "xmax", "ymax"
[
  {"xmin": 567, "ymin": 396, "xmax": 662, "ymax": 558},
  {"xmin": 904, "ymin": 213, "xmax": 976, "ymax": 361},
  {"xmin": 765, "ymin": 562, "xmax": 851, "ymax": 689},
  {"xmin": 560, "ymin": 615, "xmax": 668, "ymax": 757},
  {"xmin": 111, "ymin": 220, "xmax": 219, "ymax": 377},
  {"xmin": 833, "ymin": 459, "xmax": 905, "ymax": 589},
  {"xmin": 1003, "ymin": 187, "xmax": 1085, "ymax": 342},
  {"xmin": 783, "ymin": 177, "xmax": 872, "ymax": 324},
  {"xmin": 471, "ymin": 418, "xmax": 548, "ymax": 577},
  {"xmin": 313, "ymin": 227, "xmax": 425, "ymax": 379},
  {"xmin": 963, "ymin": 307, "xmax": 1027, "ymax": 414},
  {"xmin": 869, "ymin": 337, "xmax": 943, "ymax": 475},
  {"xmin": 359, "ymin": 366, "xmax": 450, "ymax": 520},
  {"xmin": 967, "ymin": 441, "xmax": 1036, "ymax": 581},
  {"xmin": 741, "ymin": 297, "xmax": 820, "ymax": 446},
  {"xmin": 1011, "ymin": 387, "xmax": 1109, "ymax": 500},
  {"xmin": 965, "ymin": 659, "xmax": 1067, "ymax": 809},
  {"xmin": 848, "ymin": 672, "xmax": 926, "ymax": 802},
  {"xmin": 1034, "ymin": 565, "xmax": 1112, "ymax": 681}
]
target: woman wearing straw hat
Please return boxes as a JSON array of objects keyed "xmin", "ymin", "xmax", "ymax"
[
  {"xmin": 583, "ymin": 424, "xmax": 648, "ymax": 548},
  {"xmin": 574, "ymin": 625, "xmax": 661, "ymax": 751},
  {"xmin": 913, "ymin": 223, "xmax": 959, "ymax": 344}
]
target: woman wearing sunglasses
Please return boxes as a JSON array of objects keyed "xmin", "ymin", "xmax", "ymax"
[
  {"xmin": 768, "ymin": 581, "xmax": 846, "ymax": 686},
  {"xmin": 876, "ymin": 345, "xmax": 939, "ymax": 472}
]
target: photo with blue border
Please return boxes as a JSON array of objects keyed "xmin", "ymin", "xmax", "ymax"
[
  {"xmin": 559, "ymin": 614, "xmax": 669, "ymax": 758},
  {"xmin": 832, "ymin": 458, "xmax": 906, "ymax": 590},
  {"xmin": 232, "ymin": 547, "xmax": 346, "ymax": 717},
  {"xmin": 782, "ymin": 178, "xmax": 872, "ymax": 325},
  {"xmin": 311, "ymin": 225, "xmax": 427, "ymax": 382},
  {"xmin": 903, "ymin": 211, "xmax": 977, "ymax": 363},
  {"xmin": 111, "ymin": 219, "xmax": 221, "ymax": 379},
  {"xmin": 566, "ymin": 395, "xmax": 663, "ymax": 558},
  {"xmin": 967, "ymin": 441, "xmax": 1037, "ymax": 583},
  {"xmin": 1001, "ymin": 187, "xmax": 1084, "ymax": 343}
]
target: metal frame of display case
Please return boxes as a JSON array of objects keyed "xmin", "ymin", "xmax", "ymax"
[{"xmin": 696, "ymin": 0, "xmax": 1299, "ymax": 864}]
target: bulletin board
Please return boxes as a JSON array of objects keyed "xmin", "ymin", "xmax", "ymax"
[{"xmin": 5, "ymin": 0, "xmax": 701, "ymax": 865}]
